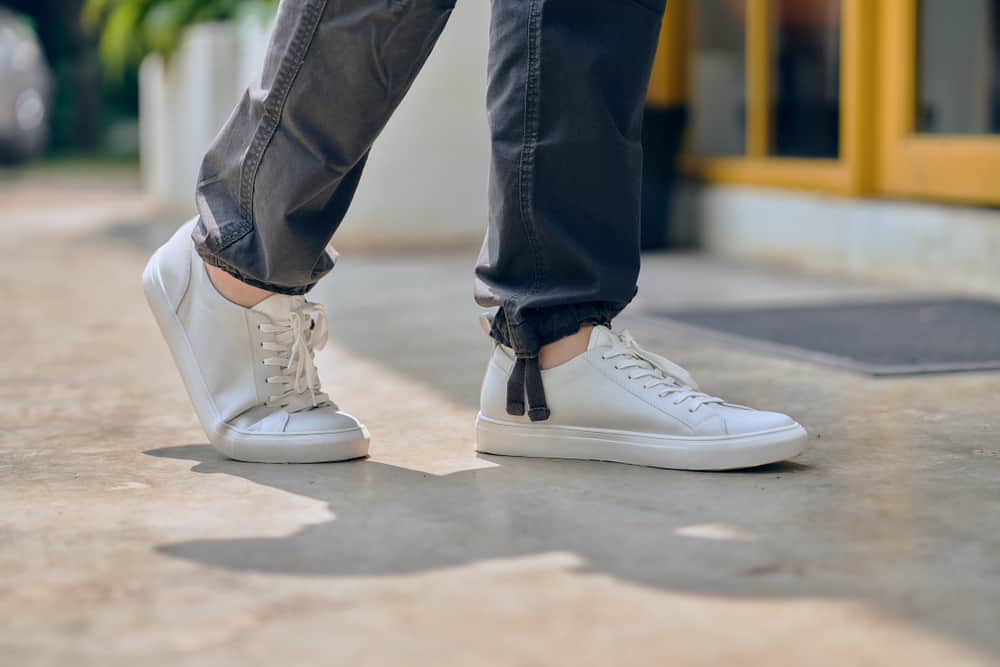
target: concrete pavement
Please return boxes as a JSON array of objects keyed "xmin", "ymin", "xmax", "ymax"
[{"xmin": 1, "ymin": 168, "xmax": 998, "ymax": 666}]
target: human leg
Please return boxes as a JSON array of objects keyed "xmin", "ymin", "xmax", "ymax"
[
  {"xmin": 144, "ymin": 0, "xmax": 457, "ymax": 462},
  {"xmin": 475, "ymin": 0, "xmax": 808, "ymax": 469}
]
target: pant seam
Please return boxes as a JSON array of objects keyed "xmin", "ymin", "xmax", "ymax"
[
  {"xmin": 516, "ymin": 0, "xmax": 546, "ymax": 302},
  {"xmin": 238, "ymin": 0, "xmax": 328, "ymax": 226}
]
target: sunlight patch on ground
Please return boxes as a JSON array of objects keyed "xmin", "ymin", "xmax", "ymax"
[{"xmin": 674, "ymin": 522, "xmax": 756, "ymax": 542}]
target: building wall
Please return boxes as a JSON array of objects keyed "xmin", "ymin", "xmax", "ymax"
[{"xmin": 677, "ymin": 182, "xmax": 1000, "ymax": 297}]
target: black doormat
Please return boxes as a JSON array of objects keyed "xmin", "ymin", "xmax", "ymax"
[{"xmin": 653, "ymin": 298, "xmax": 1000, "ymax": 376}]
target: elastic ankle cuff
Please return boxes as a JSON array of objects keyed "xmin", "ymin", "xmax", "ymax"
[
  {"xmin": 488, "ymin": 301, "xmax": 626, "ymax": 357},
  {"xmin": 196, "ymin": 246, "xmax": 317, "ymax": 296}
]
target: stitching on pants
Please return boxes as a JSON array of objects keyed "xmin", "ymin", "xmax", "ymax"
[
  {"xmin": 239, "ymin": 0, "xmax": 328, "ymax": 226},
  {"xmin": 516, "ymin": 0, "xmax": 546, "ymax": 302}
]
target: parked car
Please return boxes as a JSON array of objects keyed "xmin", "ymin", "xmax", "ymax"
[{"xmin": 0, "ymin": 9, "xmax": 51, "ymax": 163}]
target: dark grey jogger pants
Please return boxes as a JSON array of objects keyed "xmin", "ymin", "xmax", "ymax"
[{"xmin": 193, "ymin": 0, "xmax": 666, "ymax": 362}]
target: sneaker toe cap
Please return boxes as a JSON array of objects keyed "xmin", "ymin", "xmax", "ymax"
[
  {"xmin": 724, "ymin": 409, "xmax": 799, "ymax": 435},
  {"xmin": 240, "ymin": 405, "xmax": 366, "ymax": 435},
  {"xmin": 283, "ymin": 406, "xmax": 367, "ymax": 435}
]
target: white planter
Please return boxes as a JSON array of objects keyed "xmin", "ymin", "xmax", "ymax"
[
  {"xmin": 336, "ymin": 1, "xmax": 491, "ymax": 251},
  {"xmin": 139, "ymin": 19, "xmax": 270, "ymax": 208},
  {"xmin": 139, "ymin": 5, "xmax": 490, "ymax": 250}
]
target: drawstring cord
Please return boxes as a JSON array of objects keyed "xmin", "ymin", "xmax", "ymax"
[
  {"xmin": 506, "ymin": 356, "xmax": 550, "ymax": 421},
  {"xmin": 482, "ymin": 311, "xmax": 551, "ymax": 422},
  {"xmin": 507, "ymin": 312, "xmax": 549, "ymax": 422}
]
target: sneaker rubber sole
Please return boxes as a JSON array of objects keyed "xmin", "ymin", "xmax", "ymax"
[{"xmin": 475, "ymin": 413, "xmax": 806, "ymax": 471}]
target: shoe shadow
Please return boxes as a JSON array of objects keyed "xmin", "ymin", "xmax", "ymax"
[
  {"xmin": 146, "ymin": 445, "xmax": 1000, "ymax": 660},
  {"xmin": 147, "ymin": 444, "xmax": 820, "ymax": 596}
]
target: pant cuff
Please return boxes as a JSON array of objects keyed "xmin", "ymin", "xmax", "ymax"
[
  {"xmin": 195, "ymin": 245, "xmax": 318, "ymax": 296},
  {"xmin": 488, "ymin": 300, "xmax": 629, "ymax": 357}
]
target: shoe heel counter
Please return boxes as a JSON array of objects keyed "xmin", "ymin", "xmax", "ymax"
[
  {"xmin": 480, "ymin": 345, "xmax": 514, "ymax": 420},
  {"xmin": 146, "ymin": 220, "xmax": 196, "ymax": 313}
]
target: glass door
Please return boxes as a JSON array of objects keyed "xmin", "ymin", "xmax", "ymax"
[{"xmin": 879, "ymin": 0, "xmax": 1000, "ymax": 204}]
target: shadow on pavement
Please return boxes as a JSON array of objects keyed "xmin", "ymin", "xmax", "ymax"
[
  {"xmin": 145, "ymin": 443, "xmax": 829, "ymax": 590},
  {"xmin": 143, "ymin": 443, "xmax": 998, "ymax": 661}
]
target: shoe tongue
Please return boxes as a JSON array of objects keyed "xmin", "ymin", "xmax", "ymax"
[
  {"xmin": 251, "ymin": 293, "xmax": 305, "ymax": 322},
  {"xmin": 586, "ymin": 325, "xmax": 619, "ymax": 351}
]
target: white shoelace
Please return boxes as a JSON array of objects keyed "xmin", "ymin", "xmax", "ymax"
[
  {"xmin": 601, "ymin": 329, "xmax": 727, "ymax": 412},
  {"xmin": 259, "ymin": 302, "xmax": 330, "ymax": 411}
]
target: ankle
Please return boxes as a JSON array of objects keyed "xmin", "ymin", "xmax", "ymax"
[
  {"xmin": 206, "ymin": 262, "xmax": 274, "ymax": 308},
  {"xmin": 538, "ymin": 325, "xmax": 593, "ymax": 370}
]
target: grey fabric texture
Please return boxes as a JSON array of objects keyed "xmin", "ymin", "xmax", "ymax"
[{"xmin": 193, "ymin": 0, "xmax": 667, "ymax": 356}]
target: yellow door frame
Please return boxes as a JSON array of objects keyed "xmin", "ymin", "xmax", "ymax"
[
  {"xmin": 878, "ymin": 0, "xmax": 1000, "ymax": 206},
  {"xmin": 649, "ymin": 0, "xmax": 1000, "ymax": 204},
  {"xmin": 675, "ymin": 0, "xmax": 877, "ymax": 197},
  {"xmin": 647, "ymin": 0, "xmax": 690, "ymax": 108}
]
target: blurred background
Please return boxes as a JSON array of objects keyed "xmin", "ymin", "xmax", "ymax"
[
  {"xmin": 2, "ymin": 0, "xmax": 998, "ymax": 286},
  {"xmin": 0, "ymin": 0, "xmax": 276, "ymax": 164},
  {"xmin": 3, "ymin": 3, "xmax": 1000, "ymax": 665}
]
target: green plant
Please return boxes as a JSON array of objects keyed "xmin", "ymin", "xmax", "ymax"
[{"xmin": 82, "ymin": 0, "xmax": 276, "ymax": 78}]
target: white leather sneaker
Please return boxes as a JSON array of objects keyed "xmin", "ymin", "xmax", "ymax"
[
  {"xmin": 142, "ymin": 220, "xmax": 369, "ymax": 463},
  {"xmin": 476, "ymin": 324, "xmax": 807, "ymax": 470}
]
